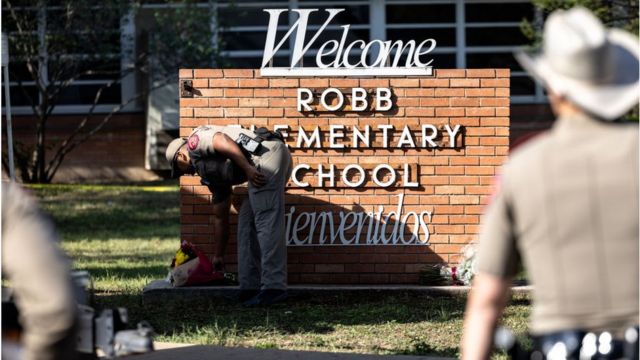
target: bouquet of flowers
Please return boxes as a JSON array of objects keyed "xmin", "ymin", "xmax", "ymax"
[
  {"xmin": 169, "ymin": 241, "xmax": 224, "ymax": 287},
  {"xmin": 418, "ymin": 244, "xmax": 478, "ymax": 286}
]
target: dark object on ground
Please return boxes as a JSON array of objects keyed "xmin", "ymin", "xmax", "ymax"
[
  {"xmin": 243, "ymin": 289, "xmax": 288, "ymax": 307},
  {"xmin": 73, "ymin": 270, "xmax": 154, "ymax": 358},
  {"xmin": 76, "ymin": 305, "xmax": 154, "ymax": 359},
  {"xmin": 237, "ymin": 289, "xmax": 260, "ymax": 303}
]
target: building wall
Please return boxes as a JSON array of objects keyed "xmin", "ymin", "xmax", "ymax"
[
  {"xmin": 178, "ymin": 68, "xmax": 510, "ymax": 284},
  {"xmin": 3, "ymin": 113, "xmax": 160, "ymax": 183}
]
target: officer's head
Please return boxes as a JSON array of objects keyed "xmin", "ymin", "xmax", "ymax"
[
  {"xmin": 165, "ymin": 138, "xmax": 195, "ymax": 177},
  {"xmin": 515, "ymin": 7, "xmax": 639, "ymax": 121}
]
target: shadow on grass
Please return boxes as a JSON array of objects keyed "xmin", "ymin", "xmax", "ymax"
[
  {"xmin": 32, "ymin": 185, "xmax": 180, "ymax": 241},
  {"xmin": 93, "ymin": 291, "xmax": 466, "ymax": 357},
  {"xmin": 396, "ymin": 340, "xmax": 459, "ymax": 357},
  {"xmin": 509, "ymin": 296, "xmax": 531, "ymax": 306}
]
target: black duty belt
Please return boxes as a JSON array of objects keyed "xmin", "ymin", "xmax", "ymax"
[
  {"xmin": 495, "ymin": 326, "xmax": 639, "ymax": 360},
  {"xmin": 254, "ymin": 127, "xmax": 284, "ymax": 143},
  {"xmin": 531, "ymin": 327, "xmax": 639, "ymax": 360}
]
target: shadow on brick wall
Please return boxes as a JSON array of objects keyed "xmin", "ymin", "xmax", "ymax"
[{"xmin": 180, "ymin": 184, "xmax": 447, "ymax": 285}]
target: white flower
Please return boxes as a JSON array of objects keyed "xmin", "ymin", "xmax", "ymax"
[{"xmin": 457, "ymin": 243, "xmax": 478, "ymax": 285}]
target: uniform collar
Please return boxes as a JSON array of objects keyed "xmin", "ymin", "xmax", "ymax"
[{"xmin": 553, "ymin": 112, "xmax": 614, "ymax": 133}]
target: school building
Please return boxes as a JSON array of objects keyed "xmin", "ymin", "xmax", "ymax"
[{"xmin": 4, "ymin": 0, "xmax": 552, "ymax": 183}]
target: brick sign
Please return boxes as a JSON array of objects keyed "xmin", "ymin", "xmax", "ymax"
[{"xmin": 178, "ymin": 68, "xmax": 509, "ymax": 284}]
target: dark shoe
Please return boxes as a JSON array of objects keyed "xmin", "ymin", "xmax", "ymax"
[
  {"xmin": 237, "ymin": 289, "xmax": 260, "ymax": 303},
  {"xmin": 242, "ymin": 289, "xmax": 288, "ymax": 307}
]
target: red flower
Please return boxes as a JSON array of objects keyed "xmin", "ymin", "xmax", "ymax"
[{"xmin": 451, "ymin": 266, "xmax": 458, "ymax": 284}]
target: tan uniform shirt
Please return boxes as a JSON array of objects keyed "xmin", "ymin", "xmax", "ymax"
[
  {"xmin": 186, "ymin": 125, "xmax": 255, "ymax": 161},
  {"xmin": 186, "ymin": 125, "xmax": 256, "ymax": 202},
  {"xmin": 477, "ymin": 114, "xmax": 639, "ymax": 335},
  {"xmin": 2, "ymin": 183, "xmax": 78, "ymax": 360}
]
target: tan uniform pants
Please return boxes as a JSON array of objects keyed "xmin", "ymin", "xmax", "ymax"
[{"xmin": 237, "ymin": 140, "xmax": 292, "ymax": 290}]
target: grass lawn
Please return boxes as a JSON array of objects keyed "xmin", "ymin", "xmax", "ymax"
[{"xmin": 29, "ymin": 183, "xmax": 531, "ymax": 358}]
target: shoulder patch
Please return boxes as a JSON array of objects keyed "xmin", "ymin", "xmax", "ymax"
[{"xmin": 187, "ymin": 134, "xmax": 199, "ymax": 151}]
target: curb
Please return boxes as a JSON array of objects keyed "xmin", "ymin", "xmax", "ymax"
[{"xmin": 142, "ymin": 280, "xmax": 532, "ymax": 304}]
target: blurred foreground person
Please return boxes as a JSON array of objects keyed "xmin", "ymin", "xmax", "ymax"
[
  {"xmin": 2, "ymin": 183, "xmax": 78, "ymax": 360},
  {"xmin": 462, "ymin": 7, "xmax": 639, "ymax": 360}
]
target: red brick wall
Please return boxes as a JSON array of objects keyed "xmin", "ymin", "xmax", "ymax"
[
  {"xmin": 178, "ymin": 68, "xmax": 510, "ymax": 284},
  {"xmin": 3, "ymin": 113, "xmax": 159, "ymax": 183}
]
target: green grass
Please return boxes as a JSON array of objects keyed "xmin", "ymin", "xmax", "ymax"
[
  {"xmin": 30, "ymin": 183, "xmax": 531, "ymax": 358},
  {"xmin": 29, "ymin": 183, "xmax": 179, "ymax": 293}
]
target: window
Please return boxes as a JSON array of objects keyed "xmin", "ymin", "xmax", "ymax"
[
  {"xmin": 5, "ymin": 0, "xmax": 545, "ymax": 112},
  {"xmin": 463, "ymin": 0, "xmax": 542, "ymax": 102},
  {"xmin": 386, "ymin": 2, "xmax": 457, "ymax": 70},
  {"xmin": 3, "ymin": 4, "xmax": 136, "ymax": 114}
]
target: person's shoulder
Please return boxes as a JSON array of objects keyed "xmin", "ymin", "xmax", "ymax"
[{"xmin": 192, "ymin": 125, "xmax": 221, "ymax": 133}]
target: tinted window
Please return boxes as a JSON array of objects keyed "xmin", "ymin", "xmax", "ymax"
[
  {"xmin": 466, "ymin": 27, "xmax": 529, "ymax": 46},
  {"xmin": 57, "ymin": 85, "xmax": 121, "ymax": 105},
  {"xmin": 465, "ymin": 3, "xmax": 534, "ymax": 22},
  {"xmin": 466, "ymin": 53, "xmax": 522, "ymax": 71},
  {"xmin": 387, "ymin": 28, "xmax": 456, "ymax": 47},
  {"xmin": 387, "ymin": 4, "xmax": 455, "ymax": 23},
  {"xmin": 512, "ymin": 76, "xmax": 536, "ymax": 95}
]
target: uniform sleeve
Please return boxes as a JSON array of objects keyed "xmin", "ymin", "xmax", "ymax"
[
  {"xmin": 187, "ymin": 126, "xmax": 218, "ymax": 159},
  {"xmin": 476, "ymin": 172, "xmax": 520, "ymax": 279}
]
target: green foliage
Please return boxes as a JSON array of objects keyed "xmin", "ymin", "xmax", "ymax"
[
  {"xmin": 520, "ymin": 1, "xmax": 640, "ymax": 121},
  {"xmin": 521, "ymin": 0, "xmax": 640, "ymax": 46},
  {"xmin": 149, "ymin": 0, "xmax": 220, "ymax": 81}
]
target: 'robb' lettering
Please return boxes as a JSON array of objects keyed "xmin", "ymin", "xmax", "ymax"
[{"xmin": 297, "ymin": 87, "xmax": 393, "ymax": 112}]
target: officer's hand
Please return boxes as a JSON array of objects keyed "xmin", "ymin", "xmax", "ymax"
[{"xmin": 247, "ymin": 167, "xmax": 266, "ymax": 187}]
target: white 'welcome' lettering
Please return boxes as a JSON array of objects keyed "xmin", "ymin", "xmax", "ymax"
[{"xmin": 261, "ymin": 9, "xmax": 437, "ymax": 76}]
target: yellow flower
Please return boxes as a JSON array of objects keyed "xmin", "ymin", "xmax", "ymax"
[{"xmin": 174, "ymin": 249, "xmax": 190, "ymax": 266}]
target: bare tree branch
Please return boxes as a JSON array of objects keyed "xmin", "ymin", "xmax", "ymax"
[{"xmin": 44, "ymin": 81, "xmax": 167, "ymax": 181}]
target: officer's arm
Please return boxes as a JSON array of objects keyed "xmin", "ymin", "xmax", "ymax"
[
  {"xmin": 212, "ymin": 195, "xmax": 231, "ymax": 267},
  {"xmin": 212, "ymin": 133, "xmax": 266, "ymax": 187},
  {"xmin": 461, "ymin": 273, "xmax": 511, "ymax": 360}
]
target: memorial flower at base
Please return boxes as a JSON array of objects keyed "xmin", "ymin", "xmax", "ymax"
[
  {"xmin": 456, "ymin": 244, "xmax": 478, "ymax": 286},
  {"xmin": 440, "ymin": 265, "xmax": 461, "ymax": 285},
  {"xmin": 418, "ymin": 243, "xmax": 478, "ymax": 286}
]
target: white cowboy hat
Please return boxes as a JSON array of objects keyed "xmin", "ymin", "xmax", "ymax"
[{"xmin": 515, "ymin": 7, "xmax": 639, "ymax": 120}]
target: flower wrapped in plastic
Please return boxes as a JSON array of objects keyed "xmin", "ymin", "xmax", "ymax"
[
  {"xmin": 456, "ymin": 244, "xmax": 478, "ymax": 286},
  {"xmin": 169, "ymin": 241, "xmax": 224, "ymax": 287}
]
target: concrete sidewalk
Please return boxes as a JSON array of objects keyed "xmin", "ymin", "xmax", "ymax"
[{"xmin": 126, "ymin": 344, "xmax": 455, "ymax": 360}]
